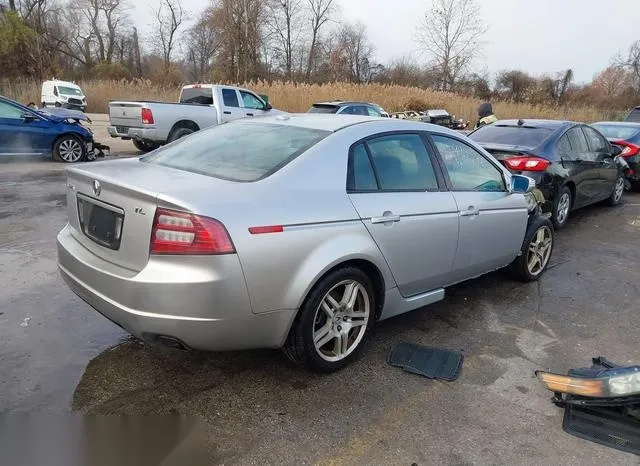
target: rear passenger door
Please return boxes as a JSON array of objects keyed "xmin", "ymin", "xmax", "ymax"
[
  {"xmin": 218, "ymin": 88, "xmax": 246, "ymax": 122},
  {"xmin": 562, "ymin": 126, "xmax": 600, "ymax": 207},
  {"xmin": 430, "ymin": 134, "xmax": 528, "ymax": 282},
  {"xmin": 582, "ymin": 126, "xmax": 618, "ymax": 199},
  {"xmin": 347, "ymin": 133, "xmax": 460, "ymax": 297}
]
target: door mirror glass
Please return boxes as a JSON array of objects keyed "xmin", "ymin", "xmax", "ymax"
[
  {"xmin": 265, "ymin": 102, "xmax": 273, "ymax": 111},
  {"xmin": 610, "ymin": 145, "xmax": 622, "ymax": 157},
  {"xmin": 510, "ymin": 174, "xmax": 535, "ymax": 194}
]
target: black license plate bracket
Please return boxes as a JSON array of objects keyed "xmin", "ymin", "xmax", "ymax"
[{"xmin": 77, "ymin": 195, "xmax": 124, "ymax": 250}]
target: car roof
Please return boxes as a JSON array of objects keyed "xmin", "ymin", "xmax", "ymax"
[
  {"xmin": 492, "ymin": 119, "xmax": 575, "ymax": 130},
  {"xmin": 239, "ymin": 113, "xmax": 455, "ymax": 133},
  {"xmin": 313, "ymin": 101, "xmax": 377, "ymax": 107},
  {"xmin": 47, "ymin": 80, "xmax": 80, "ymax": 88},
  {"xmin": 592, "ymin": 121, "xmax": 640, "ymax": 127}
]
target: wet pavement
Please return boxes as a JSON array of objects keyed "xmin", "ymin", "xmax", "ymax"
[{"xmin": 1, "ymin": 156, "xmax": 640, "ymax": 465}]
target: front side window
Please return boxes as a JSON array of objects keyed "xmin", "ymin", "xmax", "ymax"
[
  {"xmin": 240, "ymin": 91, "xmax": 265, "ymax": 110},
  {"xmin": 142, "ymin": 122, "xmax": 329, "ymax": 182},
  {"xmin": 432, "ymin": 135, "xmax": 506, "ymax": 192},
  {"xmin": 582, "ymin": 126, "xmax": 609, "ymax": 153},
  {"xmin": 0, "ymin": 101, "xmax": 25, "ymax": 119},
  {"xmin": 57, "ymin": 86, "xmax": 82, "ymax": 96},
  {"xmin": 365, "ymin": 106, "xmax": 382, "ymax": 117},
  {"xmin": 221, "ymin": 89, "xmax": 240, "ymax": 108}
]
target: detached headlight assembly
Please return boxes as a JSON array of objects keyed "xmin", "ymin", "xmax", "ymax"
[{"xmin": 537, "ymin": 366, "xmax": 640, "ymax": 398}]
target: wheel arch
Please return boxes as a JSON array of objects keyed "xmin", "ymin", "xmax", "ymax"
[
  {"xmin": 168, "ymin": 120, "xmax": 200, "ymax": 139},
  {"xmin": 52, "ymin": 132, "xmax": 88, "ymax": 160}
]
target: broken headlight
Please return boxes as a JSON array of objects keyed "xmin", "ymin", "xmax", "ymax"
[{"xmin": 537, "ymin": 366, "xmax": 640, "ymax": 398}]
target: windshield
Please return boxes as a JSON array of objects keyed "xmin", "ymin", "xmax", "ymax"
[
  {"xmin": 591, "ymin": 124, "xmax": 640, "ymax": 140},
  {"xmin": 57, "ymin": 86, "xmax": 82, "ymax": 96},
  {"xmin": 469, "ymin": 125, "xmax": 553, "ymax": 148},
  {"xmin": 180, "ymin": 87, "xmax": 213, "ymax": 105},
  {"xmin": 141, "ymin": 122, "xmax": 330, "ymax": 182},
  {"xmin": 308, "ymin": 105, "xmax": 338, "ymax": 114}
]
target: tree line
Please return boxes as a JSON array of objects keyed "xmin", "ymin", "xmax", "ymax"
[{"xmin": 1, "ymin": 0, "xmax": 640, "ymax": 111}]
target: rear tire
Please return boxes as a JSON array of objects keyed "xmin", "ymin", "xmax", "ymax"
[
  {"xmin": 507, "ymin": 216, "xmax": 554, "ymax": 282},
  {"xmin": 133, "ymin": 139, "xmax": 159, "ymax": 153},
  {"xmin": 552, "ymin": 186, "xmax": 572, "ymax": 229},
  {"xmin": 283, "ymin": 267, "xmax": 376, "ymax": 373},
  {"xmin": 53, "ymin": 135, "xmax": 86, "ymax": 163},
  {"xmin": 608, "ymin": 175, "xmax": 625, "ymax": 206},
  {"xmin": 167, "ymin": 127, "xmax": 194, "ymax": 143}
]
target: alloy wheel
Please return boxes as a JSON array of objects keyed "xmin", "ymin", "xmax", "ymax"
[
  {"xmin": 313, "ymin": 280, "xmax": 370, "ymax": 362},
  {"xmin": 556, "ymin": 193, "xmax": 571, "ymax": 225},
  {"xmin": 58, "ymin": 138, "xmax": 83, "ymax": 162},
  {"xmin": 527, "ymin": 226, "xmax": 553, "ymax": 276}
]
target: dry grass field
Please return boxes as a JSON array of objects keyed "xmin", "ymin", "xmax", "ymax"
[{"xmin": 0, "ymin": 79, "xmax": 624, "ymax": 123}]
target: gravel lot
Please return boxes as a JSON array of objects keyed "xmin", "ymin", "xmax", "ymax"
[{"xmin": 1, "ymin": 128, "xmax": 640, "ymax": 464}]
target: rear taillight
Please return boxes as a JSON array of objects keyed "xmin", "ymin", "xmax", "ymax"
[
  {"xmin": 150, "ymin": 208, "xmax": 235, "ymax": 255},
  {"xmin": 504, "ymin": 156, "xmax": 550, "ymax": 172},
  {"xmin": 141, "ymin": 108, "xmax": 154, "ymax": 125},
  {"xmin": 611, "ymin": 139, "xmax": 640, "ymax": 158}
]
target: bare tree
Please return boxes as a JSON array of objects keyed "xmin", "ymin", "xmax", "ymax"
[
  {"xmin": 616, "ymin": 41, "xmax": 640, "ymax": 90},
  {"xmin": 186, "ymin": 8, "xmax": 219, "ymax": 81},
  {"xmin": 416, "ymin": 0, "xmax": 486, "ymax": 91},
  {"xmin": 306, "ymin": 0, "xmax": 334, "ymax": 80},
  {"xmin": 334, "ymin": 22, "xmax": 374, "ymax": 83},
  {"xmin": 152, "ymin": 0, "xmax": 184, "ymax": 67},
  {"xmin": 266, "ymin": 0, "xmax": 305, "ymax": 79}
]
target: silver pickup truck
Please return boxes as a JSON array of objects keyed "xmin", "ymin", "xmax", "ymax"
[{"xmin": 108, "ymin": 84, "xmax": 284, "ymax": 152}]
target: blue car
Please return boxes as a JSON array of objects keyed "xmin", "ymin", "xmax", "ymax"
[{"xmin": 0, "ymin": 95, "xmax": 105, "ymax": 163}]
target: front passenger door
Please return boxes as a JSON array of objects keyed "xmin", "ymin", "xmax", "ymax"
[
  {"xmin": 582, "ymin": 125, "xmax": 618, "ymax": 199},
  {"xmin": 239, "ymin": 90, "xmax": 269, "ymax": 118},
  {"xmin": 430, "ymin": 134, "xmax": 528, "ymax": 282},
  {"xmin": 347, "ymin": 133, "xmax": 460, "ymax": 297}
]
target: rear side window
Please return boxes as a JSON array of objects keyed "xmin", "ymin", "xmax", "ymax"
[
  {"xmin": 365, "ymin": 106, "xmax": 382, "ymax": 117},
  {"xmin": 347, "ymin": 144, "xmax": 377, "ymax": 191},
  {"xmin": 352, "ymin": 134, "xmax": 439, "ymax": 191},
  {"xmin": 180, "ymin": 87, "xmax": 213, "ymax": 105},
  {"xmin": 582, "ymin": 126, "xmax": 609, "ymax": 152},
  {"xmin": 469, "ymin": 125, "xmax": 553, "ymax": 148},
  {"xmin": 221, "ymin": 89, "xmax": 239, "ymax": 107},
  {"xmin": 308, "ymin": 105, "xmax": 338, "ymax": 114},
  {"xmin": 141, "ymin": 122, "xmax": 329, "ymax": 182},
  {"xmin": 557, "ymin": 135, "xmax": 571, "ymax": 154},
  {"xmin": 566, "ymin": 127, "xmax": 589, "ymax": 153}
]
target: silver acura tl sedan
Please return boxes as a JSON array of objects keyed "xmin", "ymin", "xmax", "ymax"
[{"xmin": 57, "ymin": 114, "xmax": 554, "ymax": 372}]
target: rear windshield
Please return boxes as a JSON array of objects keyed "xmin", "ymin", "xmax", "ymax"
[
  {"xmin": 180, "ymin": 87, "xmax": 213, "ymax": 105},
  {"xmin": 308, "ymin": 105, "xmax": 338, "ymax": 114},
  {"xmin": 469, "ymin": 125, "xmax": 553, "ymax": 148},
  {"xmin": 591, "ymin": 124, "xmax": 640, "ymax": 140},
  {"xmin": 141, "ymin": 122, "xmax": 330, "ymax": 182}
]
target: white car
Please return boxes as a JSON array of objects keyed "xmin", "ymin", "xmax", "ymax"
[{"xmin": 41, "ymin": 80, "xmax": 87, "ymax": 112}]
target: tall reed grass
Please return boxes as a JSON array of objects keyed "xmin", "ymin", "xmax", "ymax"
[{"xmin": 0, "ymin": 79, "xmax": 624, "ymax": 123}]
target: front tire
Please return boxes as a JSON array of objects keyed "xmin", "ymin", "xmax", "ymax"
[
  {"xmin": 608, "ymin": 175, "xmax": 625, "ymax": 206},
  {"xmin": 283, "ymin": 267, "xmax": 376, "ymax": 373},
  {"xmin": 507, "ymin": 216, "xmax": 554, "ymax": 282},
  {"xmin": 53, "ymin": 135, "xmax": 86, "ymax": 163},
  {"xmin": 552, "ymin": 186, "xmax": 572, "ymax": 229},
  {"xmin": 133, "ymin": 139, "xmax": 159, "ymax": 153}
]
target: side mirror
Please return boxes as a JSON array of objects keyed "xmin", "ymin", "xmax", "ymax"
[
  {"xmin": 611, "ymin": 145, "xmax": 623, "ymax": 157},
  {"xmin": 265, "ymin": 102, "xmax": 273, "ymax": 111},
  {"xmin": 510, "ymin": 174, "xmax": 536, "ymax": 194}
]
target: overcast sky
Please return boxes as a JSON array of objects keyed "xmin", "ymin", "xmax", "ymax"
[{"xmin": 137, "ymin": 0, "xmax": 640, "ymax": 83}]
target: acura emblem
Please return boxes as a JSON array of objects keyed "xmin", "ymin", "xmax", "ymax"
[{"xmin": 92, "ymin": 180, "xmax": 101, "ymax": 196}]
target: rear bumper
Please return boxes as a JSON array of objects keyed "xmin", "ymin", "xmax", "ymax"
[
  {"xmin": 108, "ymin": 126, "xmax": 159, "ymax": 142},
  {"xmin": 56, "ymin": 225, "xmax": 296, "ymax": 351}
]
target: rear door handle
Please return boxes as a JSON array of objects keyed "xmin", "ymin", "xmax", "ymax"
[
  {"xmin": 371, "ymin": 212, "xmax": 401, "ymax": 224},
  {"xmin": 246, "ymin": 113, "xmax": 254, "ymax": 116},
  {"xmin": 223, "ymin": 111, "xmax": 231, "ymax": 115},
  {"xmin": 460, "ymin": 206, "xmax": 480, "ymax": 217}
]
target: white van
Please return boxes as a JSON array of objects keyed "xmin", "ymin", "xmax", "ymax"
[{"xmin": 41, "ymin": 80, "xmax": 87, "ymax": 112}]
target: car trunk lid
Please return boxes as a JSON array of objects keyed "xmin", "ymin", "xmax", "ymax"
[
  {"xmin": 109, "ymin": 102, "xmax": 144, "ymax": 128},
  {"xmin": 479, "ymin": 143, "xmax": 531, "ymax": 167},
  {"xmin": 64, "ymin": 158, "xmax": 239, "ymax": 272}
]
